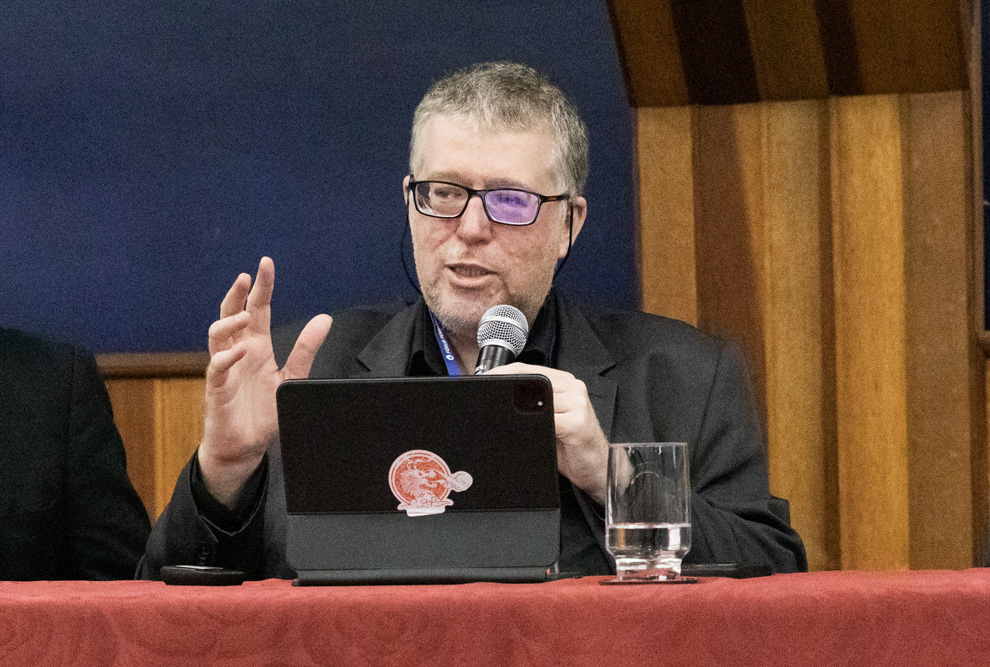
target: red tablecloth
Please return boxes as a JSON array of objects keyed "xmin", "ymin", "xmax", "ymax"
[{"xmin": 1, "ymin": 570, "xmax": 988, "ymax": 666}]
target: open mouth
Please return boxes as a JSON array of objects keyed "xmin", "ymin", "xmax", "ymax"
[{"xmin": 448, "ymin": 264, "xmax": 493, "ymax": 279}]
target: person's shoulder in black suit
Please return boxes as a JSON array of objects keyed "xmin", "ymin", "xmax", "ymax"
[{"xmin": 0, "ymin": 327, "xmax": 150, "ymax": 580}]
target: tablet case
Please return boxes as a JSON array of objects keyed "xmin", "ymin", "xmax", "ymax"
[{"xmin": 276, "ymin": 375, "xmax": 560, "ymax": 585}]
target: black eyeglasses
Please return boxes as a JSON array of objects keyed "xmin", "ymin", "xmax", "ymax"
[{"xmin": 407, "ymin": 178, "xmax": 569, "ymax": 226}]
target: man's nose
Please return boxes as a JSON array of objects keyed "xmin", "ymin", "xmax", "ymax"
[{"xmin": 454, "ymin": 194, "xmax": 493, "ymax": 242}]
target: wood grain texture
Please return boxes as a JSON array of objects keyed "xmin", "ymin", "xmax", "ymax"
[
  {"xmin": 637, "ymin": 106, "xmax": 697, "ymax": 324},
  {"xmin": 665, "ymin": 100, "xmax": 837, "ymax": 571},
  {"xmin": 693, "ymin": 103, "xmax": 768, "ymax": 418},
  {"xmin": 760, "ymin": 100, "xmax": 838, "ymax": 571},
  {"xmin": 607, "ymin": 0, "xmax": 688, "ymax": 106},
  {"xmin": 638, "ymin": 102, "xmax": 839, "ymax": 570},
  {"xmin": 966, "ymin": 0, "xmax": 982, "ymax": 338},
  {"xmin": 966, "ymin": 0, "xmax": 988, "ymax": 566},
  {"xmin": 741, "ymin": 0, "xmax": 829, "ymax": 100},
  {"xmin": 830, "ymin": 94, "xmax": 910, "ymax": 570},
  {"xmin": 609, "ymin": 0, "xmax": 967, "ymax": 106},
  {"xmin": 156, "ymin": 379, "xmax": 205, "ymax": 514},
  {"xmin": 105, "ymin": 375, "xmax": 205, "ymax": 519},
  {"xmin": 98, "ymin": 352, "xmax": 209, "ymax": 379},
  {"xmin": 106, "ymin": 379, "xmax": 158, "ymax": 519},
  {"xmin": 902, "ymin": 91, "xmax": 977, "ymax": 569},
  {"xmin": 639, "ymin": 93, "xmax": 979, "ymax": 571},
  {"xmin": 670, "ymin": 0, "xmax": 761, "ymax": 105},
  {"xmin": 845, "ymin": 0, "xmax": 966, "ymax": 95}
]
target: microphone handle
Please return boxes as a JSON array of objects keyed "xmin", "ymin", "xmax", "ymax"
[{"xmin": 474, "ymin": 345, "xmax": 516, "ymax": 374}]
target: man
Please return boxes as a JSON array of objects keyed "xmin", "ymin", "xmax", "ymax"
[
  {"xmin": 139, "ymin": 62, "xmax": 806, "ymax": 578},
  {"xmin": 1, "ymin": 327, "xmax": 151, "ymax": 580}
]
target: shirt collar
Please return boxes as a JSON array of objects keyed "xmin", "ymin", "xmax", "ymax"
[{"xmin": 409, "ymin": 290, "xmax": 558, "ymax": 376}]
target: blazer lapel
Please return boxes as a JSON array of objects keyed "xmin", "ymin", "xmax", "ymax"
[
  {"xmin": 554, "ymin": 294, "xmax": 618, "ymax": 440},
  {"xmin": 354, "ymin": 302, "xmax": 421, "ymax": 377}
]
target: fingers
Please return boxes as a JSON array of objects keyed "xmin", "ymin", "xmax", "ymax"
[
  {"xmin": 484, "ymin": 362, "xmax": 570, "ymax": 379},
  {"xmin": 483, "ymin": 363, "xmax": 587, "ymax": 416},
  {"xmin": 246, "ymin": 256, "xmax": 275, "ymax": 315},
  {"xmin": 205, "ymin": 344, "xmax": 248, "ymax": 387},
  {"xmin": 216, "ymin": 258, "xmax": 275, "ymax": 346},
  {"xmin": 220, "ymin": 273, "xmax": 252, "ymax": 319},
  {"xmin": 513, "ymin": 366, "xmax": 587, "ymax": 417},
  {"xmin": 481, "ymin": 363, "xmax": 516, "ymax": 375},
  {"xmin": 478, "ymin": 360, "xmax": 605, "ymax": 498},
  {"xmin": 281, "ymin": 314, "xmax": 333, "ymax": 380},
  {"xmin": 482, "ymin": 362, "xmax": 548, "ymax": 376},
  {"xmin": 551, "ymin": 383, "xmax": 591, "ymax": 422},
  {"xmin": 208, "ymin": 311, "xmax": 251, "ymax": 356},
  {"xmin": 219, "ymin": 257, "xmax": 274, "ymax": 320}
]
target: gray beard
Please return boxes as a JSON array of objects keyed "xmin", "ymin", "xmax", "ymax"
[
  {"xmin": 423, "ymin": 283, "xmax": 552, "ymax": 344},
  {"xmin": 421, "ymin": 283, "xmax": 484, "ymax": 340}
]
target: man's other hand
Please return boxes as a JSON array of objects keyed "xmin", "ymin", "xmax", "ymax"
[{"xmin": 484, "ymin": 362, "xmax": 608, "ymax": 504}]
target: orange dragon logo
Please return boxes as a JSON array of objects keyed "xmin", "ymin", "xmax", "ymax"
[{"xmin": 388, "ymin": 450, "xmax": 473, "ymax": 517}]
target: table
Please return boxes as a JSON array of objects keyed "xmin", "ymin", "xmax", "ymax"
[{"xmin": 1, "ymin": 570, "xmax": 988, "ymax": 666}]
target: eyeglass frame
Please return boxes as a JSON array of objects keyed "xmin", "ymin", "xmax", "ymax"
[{"xmin": 406, "ymin": 176, "xmax": 571, "ymax": 226}]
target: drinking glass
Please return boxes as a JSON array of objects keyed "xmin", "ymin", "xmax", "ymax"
[{"xmin": 606, "ymin": 442, "xmax": 691, "ymax": 581}]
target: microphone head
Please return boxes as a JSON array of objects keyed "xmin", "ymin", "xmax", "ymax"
[{"xmin": 477, "ymin": 304, "xmax": 528, "ymax": 356}]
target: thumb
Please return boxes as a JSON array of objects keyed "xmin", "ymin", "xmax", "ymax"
[{"xmin": 282, "ymin": 314, "xmax": 333, "ymax": 380}]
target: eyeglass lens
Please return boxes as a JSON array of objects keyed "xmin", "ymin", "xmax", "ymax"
[{"xmin": 414, "ymin": 182, "xmax": 540, "ymax": 225}]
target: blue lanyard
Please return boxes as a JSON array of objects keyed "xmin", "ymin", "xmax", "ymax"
[{"xmin": 429, "ymin": 311, "xmax": 463, "ymax": 376}]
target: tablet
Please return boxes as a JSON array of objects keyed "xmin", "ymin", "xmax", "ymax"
[{"xmin": 276, "ymin": 374, "xmax": 560, "ymax": 585}]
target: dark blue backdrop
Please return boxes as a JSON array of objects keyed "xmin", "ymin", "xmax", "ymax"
[{"xmin": 1, "ymin": 1, "xmax": 636, "ymax": 352}]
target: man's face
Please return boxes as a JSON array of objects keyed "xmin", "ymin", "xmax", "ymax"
[{"xmin": 405, "ymin": 115, "xmax": 586, "ymax": 337}]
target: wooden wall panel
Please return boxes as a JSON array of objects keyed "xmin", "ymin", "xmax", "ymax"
[
  {"xmin": 693, "ymin": 104, "xmax": 767, "ymax": 417},
  {"xmin": 609, "ymin": 0, "xmax": 967, "ymax": 106},
  {"xmin": 608, "ymin": 0, "xmax": 687, "ymax": 107},
  {"xmin": 669, "ymin": 0, "xmax": 760, "ymax": 105},
  {"xmin": 106, "ymin": 379, "xmax": 158, "ymax": 519},
  {"xmin": 156, "ymin": 379, "xmax": 205, "ymax": 515},
  {"xmin": 635, "ymin": 91, "xmax": 980, "ymax": 571},
  {"xmin": 740, "ymin": 0, "xmax": 828, "ymax": 100},
  {"xmin": 968, "ymin": 0, "xmax": 988, "ymax": 566},
  {"xmin": 641, "ymin": 101, "xmax": 837, "ymax": 570},
  {"xmin": 902, "ymin": 91, "xmax": 978, "ymax": 569},
  {"xmin": 637, "ymin": 106, "xmax": 697, "ymax": 325},
  {"xmin": 845, "ymin": 0, "xmax": 966, "ymax": 94},
  {"xmin": 693, "ymin": 101, "xmax": 837, "ymax": 570},
  {"xmin": 759, "ymin": 101, "xmax": 837, "ymax": 572},
  {"xmin": 105, "ymin": 377, "xmax": 205, "ymax": 520},
  {"xmin": 830, "ymin": 95, "xmax": 910, "ymax": 570}
]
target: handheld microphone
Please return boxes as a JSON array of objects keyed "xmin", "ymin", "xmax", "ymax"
[{"xmin": 474, "ymin": 305, "xmax": 529, "ymax": 374}]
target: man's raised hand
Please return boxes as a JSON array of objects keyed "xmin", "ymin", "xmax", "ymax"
[{"xmin": 197, "ymin": 257, "xmax": 332, "ymax": 506}]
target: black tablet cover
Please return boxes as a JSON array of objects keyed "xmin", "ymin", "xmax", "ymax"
[{"xmin": 276, "ymin": 375, "xmax": 560, "ymax": 585}]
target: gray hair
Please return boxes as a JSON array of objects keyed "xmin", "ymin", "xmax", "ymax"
[{"xmin": 410, "ymin": 62, "xmax": 589, "ymax": 196}]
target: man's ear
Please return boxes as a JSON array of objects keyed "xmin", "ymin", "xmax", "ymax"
[
  {"xmin": 558, "ymin": 196, "xmax": 587, "ymax": 260},
  {"xmin": 402, "ymin": 175, "xmax": 411, "ymax": 205}
]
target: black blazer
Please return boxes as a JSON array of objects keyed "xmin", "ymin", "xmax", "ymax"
[
  {"xmin": 139, "ymin": 293, "xmax": 806, "ymax": 579},
  {"xmin": 0, "ymin": 328, "xmax": 150, "ymax": 580}
]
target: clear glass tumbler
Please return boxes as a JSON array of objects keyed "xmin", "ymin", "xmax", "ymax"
[{"xmin": 606, "ymin": 442, "xmax": 691, "ymax": 581}]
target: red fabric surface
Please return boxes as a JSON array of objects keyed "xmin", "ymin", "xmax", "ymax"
[{"xmin": 0, "ymin": 570, "xmax": 988, "ymax": 666}]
